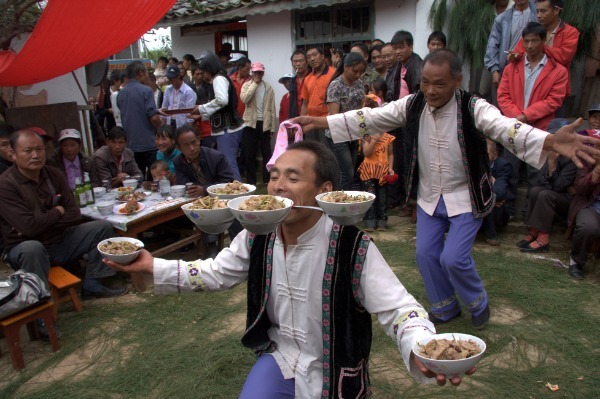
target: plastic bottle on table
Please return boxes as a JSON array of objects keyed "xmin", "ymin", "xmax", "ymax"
[{"xmin": 159, "ymin": 176, "xmax": 171, "ymax": 197}]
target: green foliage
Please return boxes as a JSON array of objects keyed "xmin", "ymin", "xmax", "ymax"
[
  {"xmin": 429, "ymin": 0, "xmax": 496, "ymax": 68},
  {"xmin": 145, "ymin": 45, "xmax": 172, "ymax": 64},
  {"xmin": 0, "ymin": 0, "xmax": 44, "ymax": 50},
  {"xmin": 562, "ymin": 0, "xmax": 600, "ymax": 59}
]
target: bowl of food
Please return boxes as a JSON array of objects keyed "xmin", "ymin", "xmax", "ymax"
[
  {"xmin": 207, "ymin": 180, "xmax": 256, "ymax": 199},
  {"xmin": 412, "ymin": 333, "xmax": 486, "ymax": 377},
  {"xmin": 97, "ymin": 237, "xmax": 144, "ymax": 265},
  {"xmin": 113, "ymin": 200, "xmax": 145, "ymax": 215},
  {"xmin": 96, "ymin": 200, "xmax": 114, "ymax": 216},
  {"xmin": 227, "ymin": 195, "xmax": 293, "ymax": 234},
  {"xmin": 114, "ymin": 186, "xmax": 133, "ymax": 194},
  {"xmin": 93, "ymin": 187, "xmax": 106, "ymax": 199},
  {"xmin": 122, "ymin": 179, "xmax": 138, "ymax": 189},
  {"xmin": 315, "ymin": 191, "xmax": 376, "ymax": 225},
  {"xmin": 170, "ymin": 185, "xmax": 187, "ymax": 198},
  {"xmin": 181, "ymin": 196, "xmax": 234, "ymax": 234},
  {"xmin": 116, "ymin": 191, "xmax": 147, "ymax": 202}
]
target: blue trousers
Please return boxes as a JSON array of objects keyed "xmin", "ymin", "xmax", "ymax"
[
  {"xmin": 415, "ymin": 197, "xmax": 488, "ymax": 320},
  {"xmin": 216, "ymin": 129, "xmax": 243, "ymax": 181},
  {"xmin": 327, "ymin": 137, "xmax": 357, "ymax": 191},
  {"xmin": 239, "ymin": 354, "xmax": 294, "ymax": 399}
]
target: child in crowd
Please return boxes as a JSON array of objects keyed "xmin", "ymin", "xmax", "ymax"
[
  {"xmin": 370, "ymin": 78, "xmax": 388, "ymax": 106},
  {"xmin": 149, "ymin": 160, "xmax": 176, "ymax": 189},
  {"xmin": 357, "ymin": 94, "xmax": 395, "ymax": 231}
]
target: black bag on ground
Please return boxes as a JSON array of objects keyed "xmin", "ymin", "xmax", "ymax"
[{"xmin": 0, "ymin": 270, "xmax": 50, "ymax": 319}]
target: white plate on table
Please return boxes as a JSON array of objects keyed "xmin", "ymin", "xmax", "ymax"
[
  {"xmin": 115, "ymin": 192, "xmax": 148, "ymax": 202},
  {"xmin": 113, "ymin": 202, "xmax": 145, "ymax": 216}
]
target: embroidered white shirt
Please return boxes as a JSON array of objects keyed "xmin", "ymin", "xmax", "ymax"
[
  {"xmin": 153, "ymin": 215, "xmax": 436, "ymax": 398},
  {"xmin": 327, "ymin": 92, "xmax": 550, "ymax": 217}
]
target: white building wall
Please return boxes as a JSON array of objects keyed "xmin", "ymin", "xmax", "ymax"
[
  {"xmin": 246, "ymin": 11, "xmax": 294, "ymax": 122},
  {"xmin": 171, "ymin": 26, "xmax": 214, "ymax": 59}
]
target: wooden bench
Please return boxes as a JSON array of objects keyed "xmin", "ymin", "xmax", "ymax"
[
  {"xmin": 48, "ymin": 266, "xmax": 83, "ymax": 320},
  {"xmin": 0, "ymin": 300, "xmax": 60, "ymax": 369}
]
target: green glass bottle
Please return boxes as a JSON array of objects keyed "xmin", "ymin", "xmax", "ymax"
[
  {"xmin": 84, "ymin": 172, "xmax": 95, "ymax": 205},
  {"xmin": 74, "ymin": 177, "xmax": 87, "ymax": 208}
]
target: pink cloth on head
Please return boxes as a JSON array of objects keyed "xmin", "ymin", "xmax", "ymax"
[{"xmin": 266, "ymin": 121, "xmax": 303, "ymax": 171}]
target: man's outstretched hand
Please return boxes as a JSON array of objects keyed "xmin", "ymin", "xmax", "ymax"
[
  {"xmin": 547, "ymin": 118, "xmax": 600, "ymax": 168},
  {"xmin": 413, "ymin": 356, "xmax": 476, "ymax": 386},
  {"xmin": 289, "ymin": 116, "xmax": 328, "ymax": 133}
]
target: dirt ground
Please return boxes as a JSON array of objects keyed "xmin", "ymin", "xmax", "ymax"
[{"xmin": 0, "ymin": 202, "xmax": 597, "ymax": 390}]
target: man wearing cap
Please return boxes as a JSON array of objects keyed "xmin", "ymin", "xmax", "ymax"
[
  {"xmin": 117, "ymin": 61, "xmax": 162, "ymax": 179},
  {"xmin": 51, "ymin": 129, "xmax": 100, "ymax": 189},
  {"xmin": 160, "ymin": 65, "xmax": 197, "ymax": 130},
  {"xmin": 278, "ymin": 73, "xmax": 294, "ymax": 122},
  {"xmin": 567, "ymin": 104, "xmax": 600, "ymax": 280},
  {"xmin": 0, "ymin": 129, "xmax": 127, "ymax": 311},
  {"xmin": 240, "ymin": 62, "xmax": 276, "ymax": 185}
]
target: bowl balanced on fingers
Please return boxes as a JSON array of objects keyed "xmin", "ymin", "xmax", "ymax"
[
  {"xmin": 412, "ymin": 333, "xmax": 486, "ymax": 377},
  {"xmin": 315, "ymin": 191, "xmax": 376, "ymax": 226},
  {"xmin": 181, "ymin": 196, "xmax": 234, "ymax": 234},
  {"xmin": 227, "ymin": 195, "xmax": 293, "ymax": 235},
  {"xmin": 97, "ymin": 237, "xmax": 144, "ymax": 265}
]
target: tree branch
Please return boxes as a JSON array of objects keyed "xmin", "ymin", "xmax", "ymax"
[{"xmin": 13, "ymin": 0, "xmax": 43, "ymax": 22}]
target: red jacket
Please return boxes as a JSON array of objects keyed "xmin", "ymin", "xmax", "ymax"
[
  {"xmin": 497, "ymin": 54, "xmax": 568, "ymax": 131},
  {"xmin": 513, "ymin": 22, "xmax": 579, "ymax": 94}
]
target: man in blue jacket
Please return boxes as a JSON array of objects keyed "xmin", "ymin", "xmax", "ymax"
[{"xmin": 484, "ymin": 0, "xmax": 537, "ymax": 103}]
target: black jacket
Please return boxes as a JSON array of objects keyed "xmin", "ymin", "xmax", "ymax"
[
  {"xmin": 392, "ymin": 53, "xmax": 422, "ymax": 100},
  {"xmin": 173, "ymin": 146, "xmax": 234, "ymax": 190}
]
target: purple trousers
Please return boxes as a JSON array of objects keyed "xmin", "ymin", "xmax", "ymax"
[
  {"xmin": 415, "ymin": 197, "xmax": 488, "ymax": 321},
  {"xmin": 239, "ymin": 354, "xmax": 294, "ymax": 398}
]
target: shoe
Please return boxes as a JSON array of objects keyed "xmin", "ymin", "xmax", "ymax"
[
  {"xmin": 82, "ymin": 277, "xmax": 128, "ymax": 300},
  {"xmin": 486, "ymin": 238, "xmax": 500, "ymax": 246},
  {"xmin": 516, "ymin": 239, "xmax": 533, "ymax": 248},
  {"xmin": 568, "ymin": 265, "xmax": 584, "ymax": 280},
  {"xmin": 36, "ymin": 318, "xmax": 61, "ymax": 340},
  {"xmin": 178, "ymin": 243, "xmax": 194, "ymax": 254},
  {"xmin": 472, "ymin": 305, "xmax": 490, "ymax": 330},
  {"xmin": 376, "ymin": 225, "xmax": 387, "ymax": 231},
  {"xmin": 428, "ymin": 310, "xmax": 462, "ymax": 325},
  {"xmin": 205, "ymin": 243, "xmax": 219, "ymax": 259},
  {"xmin": 519, "ymin": 241, "xmax": 549, "ymax": 253},
  {"xmin": 364, "ymin": 227, "xmax": 375, "ymax": 232}
]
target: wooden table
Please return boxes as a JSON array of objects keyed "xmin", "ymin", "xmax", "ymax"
[{"xmin": 82, "ymin": 193, "xmax": 204, "ymax": 292}]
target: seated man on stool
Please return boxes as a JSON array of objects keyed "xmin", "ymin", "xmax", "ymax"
[
  {"xmin": 0, "ymin": 130, "xmax": 128, "ymax": 326},
  {"xmin": 173, "ymin": 124, "xmax": 243, "ymax": 258},
  {"xmin": 482, "ymin": 140, "xmax": 513, "ymax": 246}
]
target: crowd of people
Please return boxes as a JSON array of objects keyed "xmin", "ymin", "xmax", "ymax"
[{"xmin": 0, "ymin": 0, "xmax": 598, "ymax": 396}]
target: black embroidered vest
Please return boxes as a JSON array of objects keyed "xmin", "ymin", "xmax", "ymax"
[
  {"xmin": 242, "ymin": 225, "xmax": 373, "ymax": 398},
  {"xmin": 207, "ymin": 73, "xmax": 244, "ymax": 134},
  {"xmin": 403, "ymin": 90, "xmax": 494, "ymax": 218}
]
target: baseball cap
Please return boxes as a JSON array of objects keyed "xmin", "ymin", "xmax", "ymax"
[
  {"xmin": 588, "ymin": 103, "xmax": 600, "ymax": 114},
  {"xmin": 229, "ymin": 53, "xmax": 246, "ymax": 63},
  {"xmin": 278, "ymin": 73, "xmax": 294, "ymax": 84},
  {"xmin": 28, "ymin": 127, "xmax": 53, "ymax": 141},
  {"xmin": 58, "ymin": 128, "xmax": 82, "ymax": 142},
  {"xmin": 251, "ymin": 62, "xmax": 265, "ymax": 72},
  {"xmin": 166, "ymin": 65, "xmax": 180, "ymax": 79}
]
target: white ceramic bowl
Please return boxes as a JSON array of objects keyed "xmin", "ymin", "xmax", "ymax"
[
  {"xmin": 227, "ymin": 195, "xmax": 293, "ymax": 235},
  {"xmin": 181, "ymin": 202, "xmax": 234, "ymax": 234},
  {"xmin": 93, "ymin": 187, "xmax": 106, "ymax": 199},
  {"xmin": 122, "ymin": 179, "xmax": 138, "ymax": 189},
  {"xmin": 171, "ymin": 185, "xmax": 187, "ymax": 198},
  {"xmin": 96, "ymin": 200, "xmax": 114, "ymax": 216},
  {"xmin": 97, "ymin": 237, "xmax": 144, "ymax": 265},
  {"xmin": 412, "ymin": 333, "xmax": 486, "ymax": 377},
  {"xmin": 315, "ymin": 191, "xmax": 376, "ymax": 225},
  {"xmin": 207, "ymin": 183, "xmax": 257, "ymax": 199}
]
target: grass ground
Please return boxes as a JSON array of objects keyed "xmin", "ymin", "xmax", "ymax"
[{"xmin": 0, "ymin": 213, "xmax": 598, "ymax": 398}]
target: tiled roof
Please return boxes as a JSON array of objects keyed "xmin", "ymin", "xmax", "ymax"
[
  {"xmin": 157, "ymin": 0, "xmax": 284, "ymax": 27},
  {"xmin": 156, "ymin": 0, "xmax": 352, "ymax": 27}
]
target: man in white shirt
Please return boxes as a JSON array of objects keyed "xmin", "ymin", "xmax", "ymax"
[
  {"xmin": 160, "ymin": 65, "xmax": 197, "ymax": 129},
  {"xmin": 292, "ymin": 49, "xmax": 598, "ymax": 331},
  {"xmin": 105, "ymin": 140, "xmax": 476, "ymax": 398}
]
